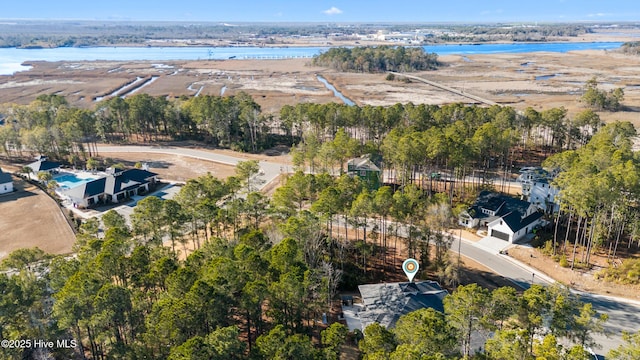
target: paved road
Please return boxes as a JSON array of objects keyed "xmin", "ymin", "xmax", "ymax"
[
  {"xmin": 98, "ymin": 145, "xmax": 639, "ymax": 356},
  {"xmin": 96, "ymin": 145, "xmax": 285, "ymax": 190},
  {"xmin": 336, "ymin": 217, "xmax": 640, "ymax": 356},
  {"xmin": 452, "ymin": 233, "xmax": 640, "ymax": 356}
]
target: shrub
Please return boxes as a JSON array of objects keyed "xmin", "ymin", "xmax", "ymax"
[
  {"xmin": 541, "ymin": 240, "xmax": 554, "ymax": 256},
  {"xmin": 559, "ymin": 254, "xmax": 569, "ymax": 268}
]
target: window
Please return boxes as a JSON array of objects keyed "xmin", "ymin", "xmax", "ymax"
[{"xmin": 500, "ymin": 220, "xmax": 503, "ymax": 225}]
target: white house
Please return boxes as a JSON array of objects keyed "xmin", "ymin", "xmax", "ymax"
[
  {"xmin": 522, "ymin": 178, "xmax": 560, "ymax": 214},
  {"xmin": 0, "ymin": 168, "xmax": 13, "ymax": 194},
  {"xmin": 518, "ymin": 167, "xmax": 560, "ymax": 214},
  {"xmin": 27, "ymin": 155, "xmax": 61, "ymax": 178},
  {"xmin": 459, "ymin": 190, "xmax": 543, "ymax": 243},
  {"xmin": 486, "ymin": 210, "xmax": 543, "ymax": 243},
  {"xmin": 61, "ymin": 169, "xmax": 158, "ymax": 208}
]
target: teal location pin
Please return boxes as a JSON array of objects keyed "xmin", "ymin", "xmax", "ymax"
[{"xmin": 402, "ymin": 258, "xmax": 419, "ymax": 282}]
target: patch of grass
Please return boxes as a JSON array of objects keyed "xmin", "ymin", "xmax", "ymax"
[{"xmin": 597, "ymin": 258, "xmax": 640, "ymax": 285}]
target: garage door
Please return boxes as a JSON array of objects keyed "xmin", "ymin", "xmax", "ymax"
[{"xmin": 491, "ymin": 229, "xmax": 510, "ymax": 241}]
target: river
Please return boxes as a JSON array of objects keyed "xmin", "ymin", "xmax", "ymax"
[{"xmin": 0, "ymin": 42, "xmax": 623, "ymax": 75}]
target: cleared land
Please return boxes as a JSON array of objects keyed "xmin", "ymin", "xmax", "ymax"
[
  {"xmin": 0, "ymin": 177, "xmax": 76, "ymax": 259},
  {"xmin": 508, "ymin": 245, "xmax": 640, "ymax": 301},
  {"xmin": 98, "ymin": 152, "xmax": 238, "ymax": 182}
]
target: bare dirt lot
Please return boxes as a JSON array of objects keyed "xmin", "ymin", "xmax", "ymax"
[
  {"xmin": 0, "ymin": 177, "xmax": 76, "ymax": 260},
  {"xmin": 98, "ymin": 152, "xmax": 238, "ymax": 182}
]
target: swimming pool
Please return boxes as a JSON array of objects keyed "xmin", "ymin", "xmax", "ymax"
[{"xmin": 54, "ymin": 173, "xmax": 100, "ymax": 190}]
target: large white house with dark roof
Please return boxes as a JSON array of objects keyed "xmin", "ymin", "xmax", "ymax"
[
  {"xmin": 459, "ymin": 190, "xmax": 543, "ymax": 243},
  {"xmin": 61, "ymin": 169, "xmax": 158, "ymax": 208}
]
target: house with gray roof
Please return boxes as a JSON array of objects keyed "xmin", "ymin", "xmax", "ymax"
[
  {"xmin": 354, "ymin": 281, "xmax": 447, "ymax": 330},
  {"xmin": 0, "ymin": 168, "xmax": 13, "ymax": 194},
  {"xmin": 62, "ymin": 169, "xmax": 158, "ymax": 208}
]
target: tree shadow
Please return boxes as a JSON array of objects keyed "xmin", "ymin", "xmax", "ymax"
[
  {"xmin": 622, "ymin": 105, "xmax": 640, "ymax": 112},
  {"xmin": 104, "ymin": 157, "xmax": 173, "ymax": 170}
]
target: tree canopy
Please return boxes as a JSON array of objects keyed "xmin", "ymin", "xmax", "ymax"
[{"xmin": 312, "ymin": 46, "xmax": 439, "ymax": 73}]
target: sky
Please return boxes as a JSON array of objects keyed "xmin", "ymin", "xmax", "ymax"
[{"xmin": 2, "ymin": 0, "xmax": 639, "ymax": 23}]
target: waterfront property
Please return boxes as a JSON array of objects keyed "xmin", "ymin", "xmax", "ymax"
[
  {"xmin": 60, "ymin": 168, "xmax": 158, "ymax": 208},
  {"xmin": 459, "ymin": 190, "xmax": 543, "ymax": 243}
]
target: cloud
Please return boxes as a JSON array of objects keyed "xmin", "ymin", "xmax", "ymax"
[
  {"xmin": 323, "ymin": 6, "xmax": 343, "ymax": 15},
  {"xmin": 480, "ymin": 9, "xmax": 504, "ymax": 16},
  {"xmin": 587, "ymin": 13, "xmax": 610, "ymax": 17}
]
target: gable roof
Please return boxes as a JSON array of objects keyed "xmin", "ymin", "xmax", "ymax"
[
  {"xmin": 62, "ymin": 177, "xmax": 107, "ymax": 200},
  {"xmin": 358, "ymin": 281, "xmax": 447, "ymax": 329},
  {"xmin": 104, "ymin": 169, "xmax": 156, "ymax": 195},
  {"xmin": 498, "ymin": 211, "xmax": 543, "ymax": 233},
  {"xmin": 61, "ymin": 169, "xmax": 157, "ymax": 200},
  {"xmin": 469, "ymin": 191, "xmax": 531, "ymax": 220},
  {"xmin": 27, "ymin": 158, "xmax": 61, "ymax": 173},
  {"xmin": 348, "ymin": 156, "xmax": 381, "ymax": 172},
  {"xmin": 0, "ymin": 168, "xmax": 12, "ymax": 184}
]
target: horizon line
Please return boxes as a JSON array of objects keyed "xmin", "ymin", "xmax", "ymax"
[{"xmin": 1, "ymin": 18, "xmax": 639, "ymax": 25}]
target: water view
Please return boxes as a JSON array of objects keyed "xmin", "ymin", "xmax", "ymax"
[{"xmin": 0, "ymin": 42, "xmax": 623, "ymax": 75}]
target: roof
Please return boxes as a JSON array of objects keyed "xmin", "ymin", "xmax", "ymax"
[
  {"xmin": 62, "ymin": 169, "xmax": 157, "ymax": 200},
  {"xmin": 347, "ymin": 156, "xmax": 381, "ymax": 172},
  {"xmin": 62, "ymin": 178, "xmax": 107, "ymax": 200},
  {"xmin": 104, "ymin": 169, "xmax": 156, "ymax": 195},
  {"xmin": 357, "ymin": 281, "xmax": 447, "ymax": 329},
  {"xmin": 27, "ymin": 159, "xmax": 61, "ymax": 173},
  {"xmin": 468, "ymin": 191, "xmax": 531, "ymax": 220},
  {"xmin": 0, "ymin": 168, "xmax": 12, "ymax": 184},
  {"xmin": 518, "ymin": 167, "xmax": 556, "ymax": 183},
  {"xmin": 500, "ymin": 211, "xmax": 543, "ymax": 233}
]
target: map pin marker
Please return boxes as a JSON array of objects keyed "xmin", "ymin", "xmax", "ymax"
[{"xmin": 402, "ymin": 258, "xmax": 419, "ymax": 283}]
